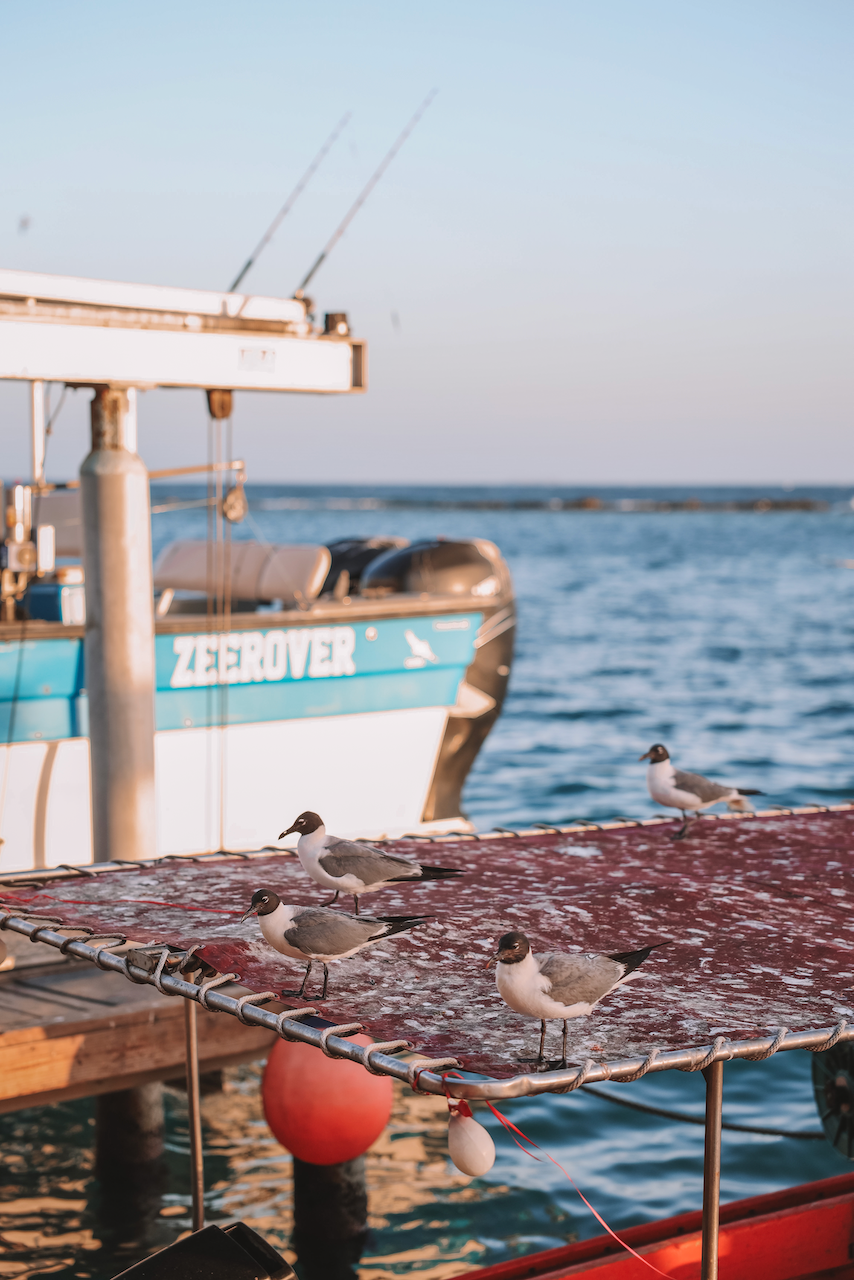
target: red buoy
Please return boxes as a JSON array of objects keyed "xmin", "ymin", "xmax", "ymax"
[{"xmin": 262, "ymin": 1034, "xmax": 393, "ymax": 1165}]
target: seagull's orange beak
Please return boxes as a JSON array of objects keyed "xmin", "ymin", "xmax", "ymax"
[
  {"xmin": 485, "ymin": 953, "xmax": 499, "ymax": 968},
  {"xmin": 638, "ymin": 750, "xmax": 652, "ymax": 761}
]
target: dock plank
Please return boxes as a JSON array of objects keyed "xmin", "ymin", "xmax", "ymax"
[{"xmin": 0, "ymin": 961, "xmax": 276, "ymax": 1112}]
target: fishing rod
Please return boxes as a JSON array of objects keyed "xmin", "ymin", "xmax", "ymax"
[
  {"xmin": 295, "ymin": 89, "xmax": 438, "ymax": 298},
  {"xmin": 228, "ymin": 111, "xmax": 352, "ymax": 294}
]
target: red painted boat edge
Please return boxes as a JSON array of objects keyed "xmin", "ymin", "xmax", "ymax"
[{"xmin": 454, "ymin": 1171, "xmax": 854, "ymax": 1279}]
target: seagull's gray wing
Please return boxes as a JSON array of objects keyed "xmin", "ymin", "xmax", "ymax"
[
  {"xmin": 538, "ymin": 952, "xmax": 625, "ymax": 1006},
  {"xmin": 672, "ymin": 769, "xmax": 734, "ymax": 803},
  {"xmin": 319, "ymin": 837, "xmax": 420, "ymax": 884},
  {"xmin": 284, "ymin": 907, "xmax": 384, "ymax": 956}
]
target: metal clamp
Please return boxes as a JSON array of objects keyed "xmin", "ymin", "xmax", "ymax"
[
  {"xmin": 361, "ymin": 1039, "xmax": 413, "ymax": 1075},
  {"xmin": 196, "ymin": 972, "xmax": 238, "ymax": 1010},
  {"xmin": 234, "ymin": 991, "xmax": 277, "ymax": 1024},
  {"xmin": 319, "ymin": 1022, "xmax": 363, "ymax": 1056}
]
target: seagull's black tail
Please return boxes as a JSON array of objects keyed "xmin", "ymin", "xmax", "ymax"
[
  {"xmin": 419, "ymin": 865, "xmax": 464, "ymax": 881},
  {"xmin": 737, "ymin": 789, "xmax": 764, "ymax": 796},
  {"xmin": 387, "ymin": 864, "xmax": 463, "ymax": 883},
  {"xmin": 373, "ymin": 914, "xmax": 433, "ymax": 939},
  {"xmin": 608, "ymin": 939, "xmax": 672, "ymax": 976}
]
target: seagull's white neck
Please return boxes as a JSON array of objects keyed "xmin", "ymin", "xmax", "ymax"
[
  {"xmin": 258, "ymin": 900, "xmax": 295, "ymax": 942},
  {"xmin": 647, "ymin": 759, "xmax": 674, "ymax": 782},
  {"xmin": 297, "ymin": 825, "xmax": 328, "ymax": 860}
]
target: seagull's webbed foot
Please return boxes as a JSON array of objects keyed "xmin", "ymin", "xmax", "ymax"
[
  {"xmin": 559, "ymin": 1020, "xmax": 568, "ymax": 1070},
  {"xmin": 321, "ymin": 891, "xmax": 340, "ymax": 907},
  {"xmin": 320, "ymin": 963, "xmax": 329, "ymax": 1000},
  {"xmin": 669, "ymin": 811, "xmax": 695, "ymax": 841},
  {"xmin": 353, "ymin": 896, "xmax": 360, "ymax": 916},
  {"xmin": 298, "ymin": 961, "xmax": 313, "ymax": 997}
]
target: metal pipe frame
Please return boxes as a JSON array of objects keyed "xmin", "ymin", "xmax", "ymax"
[
  {"xmin": 701, "ymin": 1060, "xmax": 724, "ymax": 1280},
  {"xmin": 1, "ymin": 910, "xmax": 850, "ymax": 1101},
  {"xmin": 183, "ymin": 999, "xmax": 205, "ymax": 1231}
]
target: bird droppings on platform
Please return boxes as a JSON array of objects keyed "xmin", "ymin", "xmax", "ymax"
[{"xmin": 4, "ymin": 811, "xmax": 854, "ymax": 1077}]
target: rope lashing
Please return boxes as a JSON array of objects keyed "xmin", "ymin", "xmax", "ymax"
[
  {"xmin": 747, "ymin": 1026, "xmax": 789, "ymax": 1061},
  {"xmin": 618, "ymin": 1048, "xmax": 662, "ymax": 1082},
  {"xmin": 362, "ymin": 1040, "xmax": 414, "ymax": 1075},
  {"xmin": 274, "ymin": 1007, "xmax": 318, "ymax": 1036},
  {"xmin": 678, "ymin": 1036, "xmax": 733, "ymax": 1073},
  {"xmin": 806, "ymin": 1019, "xmax": 848, "ymax": 1051},
  {"xmin": 319, "ymin": 1023, "xmax": 363, "ymax": 1056},
  {"xmin": 409, "ymin": 1058, "xmax": 463, "ymax": 1091},
  {"xmin": 196, "ymin": 972, "xmax": 238, "ymax": 1009},
  {"xmin": 235, "ymin": 991, "xmax": 278, "ymax": 1023}
]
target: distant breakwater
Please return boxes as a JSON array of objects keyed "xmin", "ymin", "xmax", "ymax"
[{"xmin": 254, "ymin": 495, "xmax": 829, "ymax": 513}]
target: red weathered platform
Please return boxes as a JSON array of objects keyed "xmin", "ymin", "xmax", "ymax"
[{"xmin": 3, "ymin": 810, "xmax": 853, "ymax": 1078}]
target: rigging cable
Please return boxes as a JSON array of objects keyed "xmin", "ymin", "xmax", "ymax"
[
  {"xmin": 295, "ymin": 89, "xmax": 438, "ymax": 296},
  {"xmin": 228, "ymin": 112, "xmax": 352, "ymax": 294}
]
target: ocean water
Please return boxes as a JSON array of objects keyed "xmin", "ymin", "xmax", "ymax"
[{"xmin": 3, "ymin": 485, "xmax": 854, "ymax": 1278}]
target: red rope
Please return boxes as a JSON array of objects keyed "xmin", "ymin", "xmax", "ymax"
[{"xmin": 443, "ymin": 1074, "xmax": 674, "ymax": 1279}]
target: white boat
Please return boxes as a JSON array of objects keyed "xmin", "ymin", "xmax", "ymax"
[{"xmin": 0, "ymin": 516, "xmax": 515, "ymax": 870}]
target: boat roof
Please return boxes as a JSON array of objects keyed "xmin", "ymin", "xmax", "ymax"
[{"xmin": 2, "ymin": 806, "xmax": 853, "ymax": 1098}]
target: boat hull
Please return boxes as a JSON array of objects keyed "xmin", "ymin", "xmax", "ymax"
[
  {"xmin": 0, "ymin": 596, "xmax": 513, "ymax": 869},
  {"xmin": 454, "ymin": 1170, "xmax": 854, "ymax": 1280}
]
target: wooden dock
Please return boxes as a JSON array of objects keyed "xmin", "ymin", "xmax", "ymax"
[{"xmin": 0, "ymin": 941, "xmax": 276, "ymax": 1113}]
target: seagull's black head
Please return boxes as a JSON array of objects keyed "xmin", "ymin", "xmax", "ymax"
[
  {"xmin": 639, "ymin": 744, "xmax": 669, "ymax": 764},
  {"xmin": 487, "ymin": 930, "xmax": 531, "ymax": 967},
  {"xmin": 279, "ymin": 811, "xmax": 323, "ymax": 839},
  {"xmin": 240, "ymin": 887, "xmax": 281, "ymax": 922}
]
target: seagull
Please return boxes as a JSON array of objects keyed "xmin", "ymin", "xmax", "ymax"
[
  {"xmin": 240, "ymin": 887, "xmax": 430, "ymax": 998},
  {"xmin": 488, "ymin": 931, "xmax": 670, "ymax": 1068},
  {"xmin": 640, "ymin": 743, "xmax": 764, "ymax": 839},
  {"xmin": 279, "ymin": 811, "xmax": 464, "ymax": 913}
]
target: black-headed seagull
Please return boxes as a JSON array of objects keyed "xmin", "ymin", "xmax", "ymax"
[
  {"xmin": 279, "ymin": 811, "xmax": 463, "ymax": 913},
  {"xmin": 240, "ymin": 887, "xmax": 429, "ymax": 998},
  {"xmin": 640, "ymin": 743, "xmax": 763, "ymax": 839},
  {"xmin": 488, "ymin": 930, "xmax": 670, "ymax": 1068}
]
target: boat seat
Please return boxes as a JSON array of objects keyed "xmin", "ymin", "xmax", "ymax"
[
  {"xmin": 153, "ymin": 539, "xmax": 332, "ymax": 605},
  {"xmin": 29, "ymin": 488, "xmax": 83, "ymax": 557}
]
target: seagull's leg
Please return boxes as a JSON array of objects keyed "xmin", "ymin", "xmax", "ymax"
[
  {"xmin": 354, "ymin": 896, "xmax": 360, "ymax": 916},
  {"xmin": 321, "ymin": 964, "xmax": 329, "ymax": 1000},
  {"xmin": 298, "ymin": 961, "xmax": 313, "ymax": 997},
  {"xmin": 537, "ymin": 1020, "xmax": 547, "ymax": 1066},
  {"xmin": 670, "ymin": 810, "xmax": 690, "ymax": 841},
  {"xmin": 321, "ymin": 890, "xmax": 340, "ymax": 907},
  {"xmin": 560, "ymin": 1020, "xmax": 568, "ymax": 1069}
]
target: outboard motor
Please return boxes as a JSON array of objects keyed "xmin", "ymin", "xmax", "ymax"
[
  {"xmin": 360, "ymin": 538, "xmax": 510, "ymax": 600},
  {"xmin": 321, "ymin": 536, "xmax": 408, "ymax": 598}
]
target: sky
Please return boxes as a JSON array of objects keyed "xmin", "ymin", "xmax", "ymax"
[{"xmin": 0, "ymin": 0, "xmax": 851, "ymax": 484}]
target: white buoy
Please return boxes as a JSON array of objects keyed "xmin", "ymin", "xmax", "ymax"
[{"xmin": 448, "ymin": 1102, "xmax": 496, "ymax": 1176}]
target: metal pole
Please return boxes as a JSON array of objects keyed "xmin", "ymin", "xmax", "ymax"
[
  {"xmin": 184, "ymin": 998, "xmax": 205, "ymax": 1231},
  {"xmin": 31, "ymin": 380, "xmax": 45, "ymax": 486},
  {"xmin": 80, "ymin": 387, "xmax": 156, "ymax": 863},
  {"xmin": 701, "ymin": 1059, "xmax": 724, "ymax": 1280}
]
